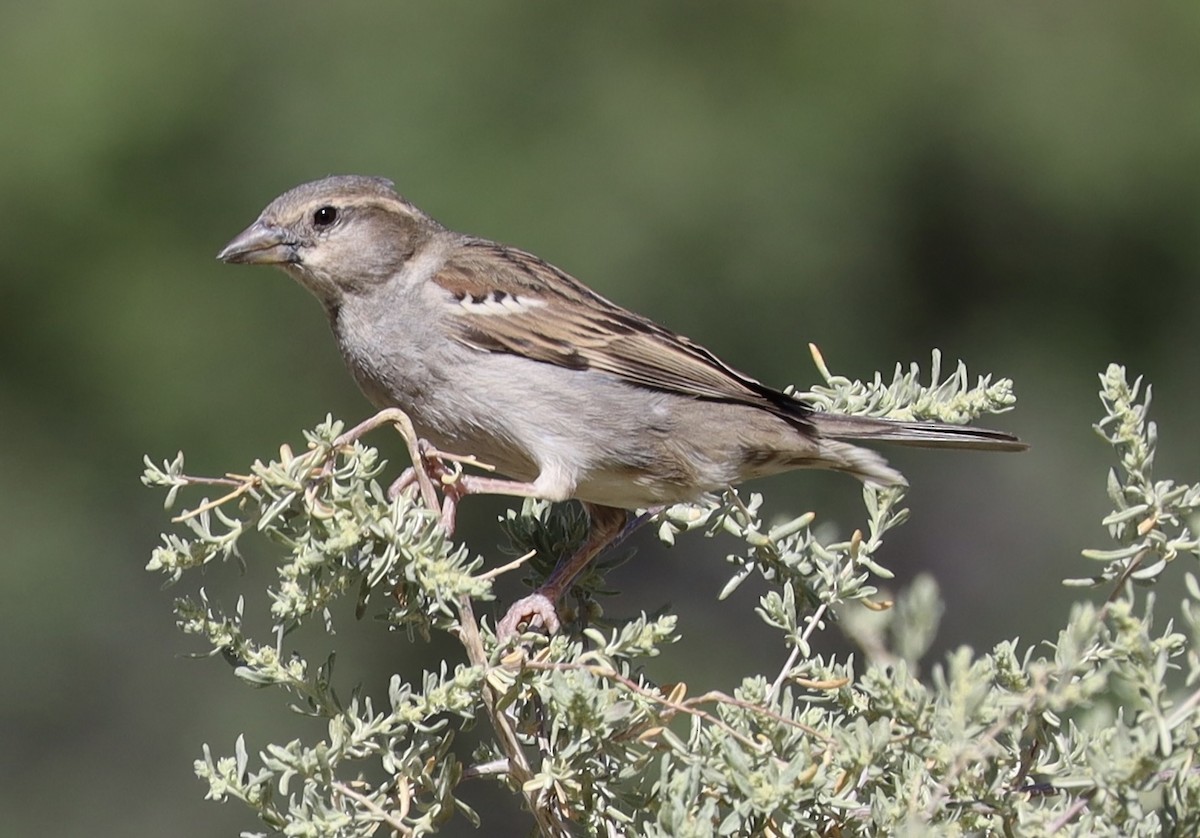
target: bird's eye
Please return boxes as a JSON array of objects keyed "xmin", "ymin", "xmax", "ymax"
[{"xmin": 313, "ymin": 206, "xmax": 338, "ymax": 227}]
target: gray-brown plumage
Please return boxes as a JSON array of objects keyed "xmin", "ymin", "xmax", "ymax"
[{"xmin": 218, "ymin": 175, "xmax": 1026, "ymax": 636}]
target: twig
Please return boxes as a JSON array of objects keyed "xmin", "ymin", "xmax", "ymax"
[
  {"xmin": 768, "ymin": 602, "xmax": 828, "ymax": 703},
  {"xmin": 332, "ymin": 781, "xmax": 413, "ymax": 837},
  {"xmin": 476, "ymin": 550, "xmax": 538, "ymax": 582},
  {"xmin": 1100, "ymin": 546, "xmax": 1149, "ymax": 617},
  {"xmin": 333, "ymin": 408, "xmax": 440, "ymax": 513},
  {"xmin": 181, "ymin": 474, "xmax": 246, "ymax": 487},
  {"xmin": 455, "ymin": 596, "xmax": 570, "ymax": 837},
  {"xmin": 1048, "ymin": 793, "xmax": 1091, "ymax": 833},
  {"xmin": 690, "ymin": 688, "xmax": 831, "ymax": 743},
  {"xmin": 172, "ymin": 479, "xmax": 256, "ymax": 522},
  {"xmin": 519, "ymin": 658, "xmax": 831, "ymax": 751},
  {"xmin": 461, "ymin": 758, "xmax": 510, "ymax": 780},
  {"xmin": 1165, "ymin": 681, "xmax": 1200, "ymax": 730},
  {"xmin": 423, "ymin": 448, "xmax": 498, "ymax": 474}
]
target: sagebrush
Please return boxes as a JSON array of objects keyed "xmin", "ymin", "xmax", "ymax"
[{"xmin": 144, "ymin": 352, "xmax": 1200, "ymax": 836}]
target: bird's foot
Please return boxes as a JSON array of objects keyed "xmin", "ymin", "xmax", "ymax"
[
  {"xmin": 386, "ymin": 440, "xmax": 448, "ymax": 499},
  {"xmin": 387, "ymin": 443, "xmax": 517, "ymax": 532},
  {"xmin": 383, "ymin": 444, "xmax": 461, "ymax": 531},
  {"xmin": 497, "ymin": 592, "xmax": 561, "ymax": 641}
]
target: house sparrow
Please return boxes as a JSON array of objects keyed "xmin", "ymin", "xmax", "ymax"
[{"xmin": 218, "ymin": 175, "xmax": 1025, "ymax": 638}]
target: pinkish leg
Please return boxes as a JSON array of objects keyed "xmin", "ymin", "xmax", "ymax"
[{"xmin": 497, "ymin": 504, "xmax": 629, "ymax": 640}]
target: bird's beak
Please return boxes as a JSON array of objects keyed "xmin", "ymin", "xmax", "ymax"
[{"xmin": 217, "ymin": 221, "xmax": 299, "ymax": 265}]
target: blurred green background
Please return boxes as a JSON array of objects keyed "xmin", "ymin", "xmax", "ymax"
[{"xmin": 4, "ymin": 2, "xmax": 1200, "ymax": 835}]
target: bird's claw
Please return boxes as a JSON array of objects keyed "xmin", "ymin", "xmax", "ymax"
[
  {"xmin": 497, "ymin": 593, "xmax": 560, "ymax": 641},
  {"xmin": 384, "ymin": 441, "xmax": 469, "ymax": 531}
]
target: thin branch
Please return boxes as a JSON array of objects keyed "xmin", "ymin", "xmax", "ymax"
[
  {"xmin": 332, "ymin": 781, "xmax": 413, "ymax": 837},
  {"xmin": 1100, "ymin": 546, "xmax": 1149, "ymax": 617},
  {"xmin": 172, "ymin": 479, "xmax": 256, "ymax": 522},
  {"xmin": 519, "ymin": 658, "xmax": 831, "ymax": 751},
  {"xmin": 476, "ymin": 550, "xmax": 538, "ymax": 582},
  {"xmin": 334, "ymin": 408, "xmax": 440, "ymax": 513},
  {"xmin": 178, "ymin": 474, "xmax": 246, "ymax": 487},
  {"xmin": 690, "ymin": 689, "xmax": 830, "ymax": 743},
  {"xmin": 424, "ymin": 448, "xmax": 498, "ymax": 474},
  {"xmin": 455, "ymin": 596, "xmax": 571, "ymax": 837},
  {"xmin": 1048, "ymin": 793, "xmax": 1091, "ymax": 833},
  {"xmin": 1165, "ymin": 681, "xmax": 1200, "ymax": 730},
  {"xmin": 461, "ymin": 758, "xmax": 510, "ymax": 780},
  {"xmin": 768, "ymin": 601, "xmax": 828, "ymax": 703},
  {"xmin": 768, "ymin": 645, "xmax": 802, "ymax": 705}
]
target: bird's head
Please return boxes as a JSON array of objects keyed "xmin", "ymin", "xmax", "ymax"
[{"xmin": 217, "ymin": 175, "xmax": 441, "ymax": 305}]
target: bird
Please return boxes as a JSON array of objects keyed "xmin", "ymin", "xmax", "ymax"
[{"xmin": 217, "ymin": 174, "xmax": 1026, "ymax": 638}]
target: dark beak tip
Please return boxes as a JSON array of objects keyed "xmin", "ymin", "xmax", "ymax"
[
  {"xmin": 216, "ymin": 244, "xmax": 252, "ymax": 264},
  {"xmin": 215, "ymin": 222, "xmax": 295, "ymax": 266}
]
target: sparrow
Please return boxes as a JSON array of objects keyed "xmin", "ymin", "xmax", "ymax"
[{"xmin": 218, "ymin": 175, "xmax": 1026, "ymax": 638}]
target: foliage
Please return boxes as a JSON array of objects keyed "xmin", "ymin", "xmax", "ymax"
[{"xmin": 143, "ymin": 353, "xmax": 1200, "ymax": 836}]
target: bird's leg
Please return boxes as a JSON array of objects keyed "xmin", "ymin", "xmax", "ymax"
[
  {"xmin": 386, "ymin": 440, "xmax": 449, "ymax": 500},
  {"xmin": 497, "ymin": 503, "xmax": 631, "ymax": 641},
  {"xmin": 333, "ymin": 410, "xmax": 657, "ymax": 637},
  {"xmin": 387, "ymin": 452, "xmax": 469, "ymax": 532},
  {"xmin": 434, "ymin": 471, "xmax": 558, "ymax": 533},
  {"xmin": 609, "ymin": 507, "xmax": 663, "ymax": 550},
  {"xmin": 333, "ymin": 410, "xmax": 520, "ymax": 532}
]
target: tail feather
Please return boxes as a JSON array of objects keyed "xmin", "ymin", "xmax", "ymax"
[{"xmin": 808, "ymin": 413, "xmax": 1028, "ymax": 452}]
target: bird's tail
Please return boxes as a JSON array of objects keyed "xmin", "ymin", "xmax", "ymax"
[
  {"xmin": 809, "ymin": 413, "xmax": 1026, "ymax": 452},
  {"xmin": 806, "ymin": 410, "xmax": 1022, "ymax": 451},
  {"xmin": 803, "ymin": 413, "xmax": 1026, "ymax": 488}
]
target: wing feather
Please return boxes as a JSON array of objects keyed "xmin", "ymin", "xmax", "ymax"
[{"xmin": 432, "ymin": 241, "xmax": 812, "ymax": 426}]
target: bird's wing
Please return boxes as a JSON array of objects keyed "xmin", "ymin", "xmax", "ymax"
[{"xmin": 432, "ymin": 240, "xmax": 812, "ymax": 424}]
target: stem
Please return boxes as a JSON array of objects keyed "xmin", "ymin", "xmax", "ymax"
[
  {"xmin": 455, "ymin": 596, "xmax": 570, "ymax": 837},
  {"xmin": 768, "ymin": 602, "xmax": 828, "ymax": 703}
]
